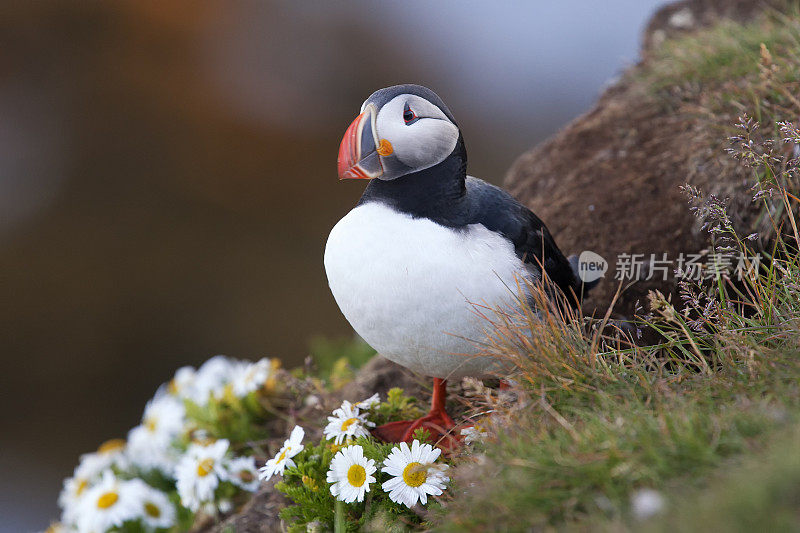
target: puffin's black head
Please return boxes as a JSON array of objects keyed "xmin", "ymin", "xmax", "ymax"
[{"xmin": 337, "ymin": 84, "xmax": 463, "ymax": 181}]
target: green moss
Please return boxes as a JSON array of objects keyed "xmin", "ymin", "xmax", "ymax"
[
  {"xmin": 639, "ymin": 7, "xmax": 800, "ymax": 134},
  {"xmin": 644, "ymin": 14, "xmax": 800, "ymax": 90}
]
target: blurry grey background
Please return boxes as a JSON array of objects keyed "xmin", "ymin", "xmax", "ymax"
[{"xmin": 0, "ymin": 1, "xmax": 663, "ymax": 530}]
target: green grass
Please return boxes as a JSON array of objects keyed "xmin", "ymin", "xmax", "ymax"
[
  {"xmin": 435, "ymin": 296, "xmax": 800, "ymax": 531},
  {"xmin": 636, "ymin": 426, "xmax": 800, "ymax": 533},
  {"xmin": 644, "ymin": 10, "xmax": 800, "ymax": 90},
  {"xmin": 641, "ymin": 5, "xmax": 800, "ymax": 140},
  {"xmin": 435, "ymin": 241, "xmax": 800, "ymax": 530}
]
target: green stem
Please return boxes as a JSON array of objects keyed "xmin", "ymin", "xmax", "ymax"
[{"xmin": 334, "ymin": 499, "xmax": 346, "ymax": 533}]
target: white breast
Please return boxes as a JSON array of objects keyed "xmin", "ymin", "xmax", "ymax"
[{"xmin": 323, "ymin": 202, "xmax": 532, "ymax": 379}]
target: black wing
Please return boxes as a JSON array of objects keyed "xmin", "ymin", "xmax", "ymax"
[{"xmin": 464, "ymin": 177, "xmax": 583, "ymax": 306}]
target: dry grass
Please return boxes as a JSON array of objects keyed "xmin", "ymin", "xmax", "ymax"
[{"xmin": 435, "ymin": 223, "xmax": 800, "ymax": 530}]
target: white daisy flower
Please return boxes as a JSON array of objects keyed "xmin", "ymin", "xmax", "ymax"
[
  {"xmin": 219, "ymin": 499, "xmax": 234, "ymax": 513},
  {"xmin": 323, "ymin": 401, "xmax": 374, "ymax": 445},
  {"xmin": 175, "ymin": 439, "xmax": 230, "ymax": 512},
  {"xmin": 79, "ymin": 439, "xmax": 129, "ymax": 476},
  {"xmin": 381, "ymin": 440, "xmax": 449, "ymax": 508},
  {"xmin": 59, "ymin": 439, "xmax": 128, "ymax": 525},
  {"xmin": 326, "ymin": 445, "xmax": 377, "ymax": 503},
  {"xmin": 460, "ymin": 424, "xmax": 488, "ymax": 445},
  {"xmin": 126, "ymin": 395, "xmax": 185, "ymax": 472},
  {"xmin": 224, "ymin": 456, "xmax": 260, "ymax": 492},
  {"xmin": 126, "ymin": 426, "xmax": 179, "ymax": 473},
  {"xmin": 230, "ymin": 358, "xmax": 272, "ymax": 397},
  {"xmin": 168, "ymin": 365, "xmax": 197, "ymax": 397},
  {"xmin": 75, "ymin": 470, "xmax": 142, "ymax": 533},
  {"xmin": 259, "ymin": 425, "xmax": 305, "ymax": 481},
  {"xmin": 127, "ymin": 479, "xmax": 177, "ymax": 530},
  {"xmin": 355, "ymin": 393, "xmax": 380, "ymax": 410},
  {"xmin": 143, "ymin": 395, "xmax": 186, "ymax": 441},
  {"xmin": 191, "ymin": 355, "xmax": 236, "ymax": 404},
  {"xmin": 58, "ymin": 475, "xmax": 91, "ymax": 527},
  {"xmin": 200, "ymin": 498, "xmax": 233, "ymax": 517}
]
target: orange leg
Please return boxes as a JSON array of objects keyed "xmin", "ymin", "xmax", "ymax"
[{"xmin": 371, "ymin": 378, "xmax": 460, "ymax": 448}]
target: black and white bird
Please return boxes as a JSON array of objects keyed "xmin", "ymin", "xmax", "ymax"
[{"xmin": 324, "ymin": 84, "xmax": 590, "ymax": 443}]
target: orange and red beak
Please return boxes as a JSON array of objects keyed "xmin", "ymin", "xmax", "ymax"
[{"xmin": 337, "ymin": 104, "xmax": 384, "ymax": 180}]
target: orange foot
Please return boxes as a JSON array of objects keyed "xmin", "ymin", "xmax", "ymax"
[{"xmin": 371, "ymin": 378, "xmax": 462, "ymax": 450}]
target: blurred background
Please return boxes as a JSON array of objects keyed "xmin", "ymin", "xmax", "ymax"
[{"xmin": 1, "ymin": 1, "xmax": 664, "ymax": 530}]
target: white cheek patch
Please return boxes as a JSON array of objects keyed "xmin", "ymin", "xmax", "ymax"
[
  {"xmin": 376, "ymin": 94, "xmax": 459, "ymax": 172},
  {"xmin": 391, "ymin": 118, "xmax": 459, "ymax": 169}
]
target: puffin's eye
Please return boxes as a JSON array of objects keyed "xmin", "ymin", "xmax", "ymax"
[{"xmin": 403, "ymin": 104, "xmax": 417, "ymax": 125}]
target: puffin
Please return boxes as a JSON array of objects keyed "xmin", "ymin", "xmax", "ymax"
[{"xmin": 324, "ymin": 84, "xmax": 591, "ymax": 444}]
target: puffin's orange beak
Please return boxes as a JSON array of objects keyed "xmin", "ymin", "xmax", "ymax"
[{"xmin": 337, "ymin": 105, "xmax": 383, "ymax": 180}]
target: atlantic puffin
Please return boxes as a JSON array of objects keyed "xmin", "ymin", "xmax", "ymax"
[{"xmin": 324, "ymin": 84, "xmax": 589, "ymax": 444}]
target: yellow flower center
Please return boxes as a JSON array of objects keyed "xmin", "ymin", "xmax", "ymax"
[
  {"xmin": 340, "ymin": 417, "xmax": 358, "ymax": 431},
  {"xmin": 145, "ymin": 417, "xmax": 157, "ymax": 432},
  {"xmin": 96, "ymin": 491, "xmax": 119, "ymax": 509},
  {"xmin": 168, "ymin": 378, "xmax": 179, "ymax": 395},
  {"xmin": 97, "ymin": 438, "xmax": 126, "ymax": 454},
  {"xmin": 239, "ymin": 470, "xmax": 255, "ymax": 483},
  {"xmin": 402, "ymin": 462, "xmax": 427, "ymax": 488},
  {"xmin": 144, "ymin": 502, "xmax": 161, "ymax": 518},
  {"xmin": 197, "ymin": 458, "xmax": 214, "ymax": 477},
  {"xmin": 347, "ymin": 464, "xmax": 367, "ymax": 487},
  {"xmin": 277, "ymin": 448, "xmax": 288, "ymax": 462},
  {"xmin": 75, "ymin": 478, "xmax": 88, "ymax": 496}
]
